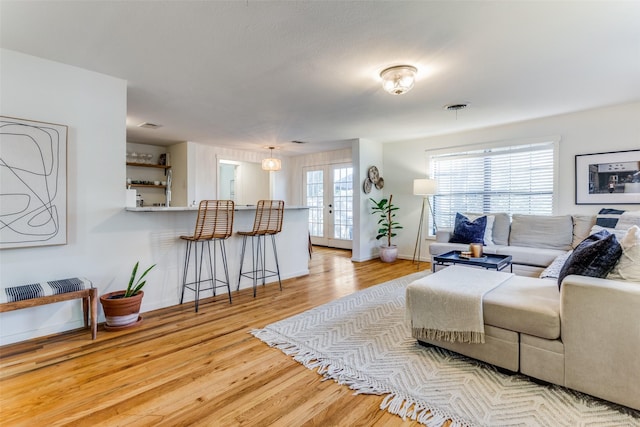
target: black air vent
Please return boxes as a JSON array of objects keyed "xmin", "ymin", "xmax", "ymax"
[{"xmin": 137, "ymin": 122, "xmax": 162, "ymax": 129}]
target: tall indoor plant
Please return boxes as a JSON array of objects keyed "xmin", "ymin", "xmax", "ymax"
[
  {"xmin": 370, "ymin": 195, "xmax": 403, "ymax": 262},
  {"xmin": 100, "ymin": 261, "xmax": 155, "ymax": 330}
]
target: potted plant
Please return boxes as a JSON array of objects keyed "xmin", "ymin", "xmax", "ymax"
[
  {"xmin": 370, "ymin": 195, "xmax": 403, "ymax": 262},
  {"xmin": 100, "ymin": 261, "xmax": 155, "ymax": 330}
]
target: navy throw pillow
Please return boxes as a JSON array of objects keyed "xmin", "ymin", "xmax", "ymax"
[
  {"xmin": 449, "ymin": 213, "xmax": 487, "ymax": 244},
  {"xmin": 595, "ymin": 208, "xmax": 625, "ymax": 228},
  {"xmin": 557, "ymin": 229, "xmax": 622, "ymax": 289}
]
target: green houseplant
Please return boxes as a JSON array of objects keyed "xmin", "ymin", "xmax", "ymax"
[
  {"xmin": 370, "ymin": 195, "xmax": 403, "ymax": 262},
  {"xmin": 100, "ymin": 262, "xmax": 156, "ymax": 330}
]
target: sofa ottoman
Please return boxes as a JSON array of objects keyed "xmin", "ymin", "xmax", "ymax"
[{"xmin": 407, "ymin": 268, "xmax": 561, "ymax": 373}]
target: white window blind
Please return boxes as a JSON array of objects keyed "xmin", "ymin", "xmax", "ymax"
[{"xmin": 430, "ymin": 141, "xmax": 555, "ymax": 231}]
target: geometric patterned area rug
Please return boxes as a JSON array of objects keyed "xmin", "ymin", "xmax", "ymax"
[{"xmin": 252, "ymin": 271, "xmax": 640, "ymax": 427}]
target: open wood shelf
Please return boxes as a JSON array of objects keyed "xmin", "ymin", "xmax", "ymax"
[
  {"xmin": 126, "ymin": 162, "xmax": 171, "ymax": 169},
  {"xmin": 127, "ymin": 184, "xmax": 166, "ymax": 189}
]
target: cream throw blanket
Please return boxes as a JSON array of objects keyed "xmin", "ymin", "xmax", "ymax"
[{"xmin": 406, "ymin": 266, "xmax": 513, "ymax": 344}]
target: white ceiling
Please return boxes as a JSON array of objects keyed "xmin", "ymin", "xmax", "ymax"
[{"xmin": 1, "ymin": 1, "xmax": 639, "ymax": 155}]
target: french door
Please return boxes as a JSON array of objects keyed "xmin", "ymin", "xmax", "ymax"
[{"xmin": 304, "ymin": 164, "xmax": 353, "ymax": 249}]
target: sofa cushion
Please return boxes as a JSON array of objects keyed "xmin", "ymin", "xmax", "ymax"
[
  {"xmin": 509, "ymin": 214, "xmax": 573, "ymax": 251},
  {"xmin": 589, "ymin": 224, "xmax": 627, "ymax": 240},
  {"xmin": 449, "ymin": 213, "xmax": 486, "ymax": 244},
  {"xmin": 614, "ymin": 211, "xmax": 640, "ymax": 230},
  {"xmin": 558, "ymin": 230, "xmax": 622, "ymax": 288},
  {"xmin": 571, "ymin": 214, "xmax": 596, "ymax": 248},
  {"xmin": 483, "ymin": 275, "xmax": 560, "ymax": 340},
  {"xmin": 494, "ymin": 245, "xmax": 566, "ymax": 268},
  {"xmin": 608, "ymin": 225, "xmax": 640, "ymax": 282},
  {"xmin": 595, "ymin": 208, "xmax": 625, "ymax": 228}
]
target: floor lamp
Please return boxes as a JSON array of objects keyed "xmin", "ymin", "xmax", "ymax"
[{"xmin": 412, "ymin": 178, "xmax": 437, "ymax": 268}]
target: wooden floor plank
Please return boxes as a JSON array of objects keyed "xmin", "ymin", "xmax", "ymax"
[{"xmin": 0, "ymin": 248, "xmax": 432, "ymax": 426}]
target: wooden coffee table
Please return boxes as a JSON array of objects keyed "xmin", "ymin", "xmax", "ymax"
[{"xmin": 432, "ymin": 250, "xmax": 513, "ymax": 273}]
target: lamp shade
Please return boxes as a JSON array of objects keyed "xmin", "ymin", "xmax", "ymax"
[
  {"xmin": 413, "ymin": 178, "xmax": 437, "ymax": 196},
  {"xmin": 261, "ymin": 146, "xmax": 282, "ymax": 171},
  {"xmin": 261, "ymin": 157, "xmax": 281, "ymax": 171}
]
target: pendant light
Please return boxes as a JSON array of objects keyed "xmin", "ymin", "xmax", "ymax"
[{"xmin": 261, "ymin": 146, "xmax": 281, "ymax": 171}]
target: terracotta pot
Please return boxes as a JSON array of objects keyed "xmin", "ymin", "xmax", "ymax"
[
  {"xmin": 100, "ymin": 290, "xmax": 143, "ymax": 329},
  {"xmin": 379, "ymin": 244, "xmax": 398, "ymax": 263}
]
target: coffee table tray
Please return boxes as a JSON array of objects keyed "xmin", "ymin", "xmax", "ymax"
[{"xmin": 432, "ymin": 250, "xmax": 512, "ymax": 272}]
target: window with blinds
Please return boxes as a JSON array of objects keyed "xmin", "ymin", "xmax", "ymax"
[{"xmin": 430, "ymin": 141, "xmax": 556, "ymax": 231}]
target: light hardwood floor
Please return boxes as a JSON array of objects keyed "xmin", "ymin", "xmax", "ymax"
[{"xmin": 0, "ymin": 247, "xmax": 436, "ymax": 426}]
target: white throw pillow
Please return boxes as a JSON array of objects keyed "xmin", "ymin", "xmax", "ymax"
[
  {"xmin": 465, "ymin": 213, "xmax": 495, "ymax": 245},
  {"xmin": 589, "ymin": 224, "xmax": 627, "ymax": 241},
  {"xmin": 614, "ymin": 211, "xmax": 640, "ymax": 231},
  {"xmin": 539, "ymin": 250, "xmax": 573, "ymax": 280},
  {"xmin": 608, "ymin": 225, "xmax": 640, "ymax": 282}
]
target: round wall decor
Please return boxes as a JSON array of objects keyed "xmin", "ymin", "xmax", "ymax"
[
  {"xmin": 363, "ymin": 178, "xmax": 373, "ymax": 194},
  {"xmin": 368, "ymin": 166, "xmax": 380, "ymax": 183}
]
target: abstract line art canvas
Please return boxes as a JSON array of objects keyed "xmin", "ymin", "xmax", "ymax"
[{"xmin": 0, "ymin": 116, "xmax": 67, "ymax": 249}]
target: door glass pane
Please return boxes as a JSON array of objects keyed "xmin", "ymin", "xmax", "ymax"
[
  {"xmin": 332, "ymin": 167, "xmax": 353, "ymax": 240},
  {"xmin": 306, "ymin": 170, "xmax": 324, "ymax": 237}
]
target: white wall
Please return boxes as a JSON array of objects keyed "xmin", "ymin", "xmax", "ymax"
[
  {"xmin": 352, "ymin": 139, "xmax": 383, "ymax": 262},
  {"xmin": 0, "ymin": 49, "xmax": 129, "ymax": 344},
  {"xmin": 383, "ymin": 102, "xmax": 640, "ymax": 261}
]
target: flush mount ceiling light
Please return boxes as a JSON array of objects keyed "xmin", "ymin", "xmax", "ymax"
[
  {"xmin": 261, "ymin": 146, "xmax": 281, "ymax": 171},
  {"xmin": 380, "ymin": 65, "xmax": 418, "ymax": 95}
]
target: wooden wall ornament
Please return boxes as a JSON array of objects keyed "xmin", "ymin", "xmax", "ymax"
[{"xmin": 364, "ymin": 165, "xmax": 384, "ymax": 193}]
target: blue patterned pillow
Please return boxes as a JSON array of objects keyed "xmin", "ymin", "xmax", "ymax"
[{"xmin": 449, "ymin": 213, "xmax": 487, "ymax": 244}]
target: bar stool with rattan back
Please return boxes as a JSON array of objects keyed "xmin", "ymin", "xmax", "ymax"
[
  {"xmin": 180, "ymin": 200, "xmax": 234, "ymax": 312},
  {"xmin": 237, "ymin": 200, "xmax": 284, "ymax": 297}
]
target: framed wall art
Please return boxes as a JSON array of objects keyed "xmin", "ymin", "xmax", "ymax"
[
  {"xmin": 575, "ymin": 149, "xmax": 640, "ymax": 205},
  {"xmin": 0, "ymin": 116, "xmax": 68, "ymax": 249}
]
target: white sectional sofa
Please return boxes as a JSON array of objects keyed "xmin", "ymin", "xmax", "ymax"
[
  {"xmin": 413, "ymin": 211, "xmax": 640, "ymax": 411},
  {"xmin": 429, "ymin": 213, "xmax": 596, "ymax": 277}
]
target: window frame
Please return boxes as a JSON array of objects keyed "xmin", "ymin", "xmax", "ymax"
[{"xmin": 427, "ymin": 136, "xmax": 560, "ymax": 234}]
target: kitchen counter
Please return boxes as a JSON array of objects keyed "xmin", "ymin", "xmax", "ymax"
[{"xmin": 122, "ymin": 204, "xmax": 310, "ymax": 296}]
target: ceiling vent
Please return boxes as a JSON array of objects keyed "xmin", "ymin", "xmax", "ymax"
[
  {"xmin": 291, "ymin": 140, "xmax": 308, "ymax": 144},
  {"xmin": 137, "ymin": 122, "xmax": 162, "ymax": 129},
  {"xmin": 443, "ymin": 103, "xmax": 468, "ymax": 111}
]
